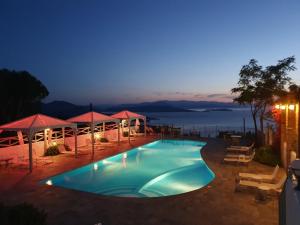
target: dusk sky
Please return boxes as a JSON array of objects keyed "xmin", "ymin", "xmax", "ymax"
[{"xmin": 1, "ymin": 0, "xmax": 300, "ymax": 105}]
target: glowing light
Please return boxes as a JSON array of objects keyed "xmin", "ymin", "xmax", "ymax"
[
  {"xmin": 45, "ymin": 128, "xmax": 50, "ymax": 132},
  {"xmin": 138, "ymin": 147, "xmax": 143, "ymax": 150},
  {"xmin": 51, "ymin": 141, "xmax": 57, "ymax": 146},
  {"xmin": 275, "ymin": 104, "xmax": 280, "ymax": 109},
  {"xmin": 94, "ymin": 133, "xmax": 101, "ymax": 140},
  {"xmin": 289, "ymin": 104, "xmax": 295, "ymax": 110},
  {"xmin": 93, "ymin": 163, "xmax": 98, "ymax": 170},
  {"xmin": 123, "ymin": 153, "xmax": 127, "ymax": 158},
  {"xmin": 46, "ymin": 180, "xmax": 53, "ymax": 186},
  {"xmin": 280, "ymin": 105, "xmax": 286, "ymax": 110}
]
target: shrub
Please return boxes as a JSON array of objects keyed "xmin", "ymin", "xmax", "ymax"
[
  {"xmin": 44, "ymin": 145, "xmax": 60, "ymax": 156},
  {"xmin": 254, "ymin": 145, "xmax": 281, "ymax": 166},
  {"xmin": 123, "ymin": 131, "xmax": 129, "ymax": 137},
  {"xmin": 0, "ymin": 202, "xmax": 47, "ymax": 225},
  {"xmin": 100, "ymin": 137, "xmax": 108, "ymax": 143}
]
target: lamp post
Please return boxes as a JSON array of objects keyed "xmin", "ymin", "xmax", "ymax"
[{"xmin": 275, "ymin": 103, "xmax": 299, "ymax": 168}]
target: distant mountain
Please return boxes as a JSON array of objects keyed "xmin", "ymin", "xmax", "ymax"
[
  {"xmin": 145, "ymin": 100, "xmax": 240, "ymax": 109},
  {"xmin": 105, "ymin": 101, "xmax": 192, "ymax": 112},
  {"xmin": 42, "ymin": 101, "xmax": 90, "ymax": 119},
  {"xmin": 42, "ymin": 100, "xmax": 244, "ymax": 118}
]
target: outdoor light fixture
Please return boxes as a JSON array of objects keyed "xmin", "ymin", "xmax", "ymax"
[
  {"xmin": 289, "ymin": 104, "xmax": 295, "ymax": 110},
  {"xmin": 51, "ymin": 141, "xmax": 57, "ymax": 146},
  {"xmin": 280, "ymin": 105, "xmax": 286, "ymax": 110},
  {"xmin": 46, "ymin": 180, "xmax": 53, "ymax": 186},
  {"xmin": 93, "ymin": 163, "xmax": 98, "ymax": 170},
  {"xmin": 275, "ymin": 104, "xmax": 280, "ymax": 109},
  {"xmin": 94, "ymin": 133, "xmax": 100, "ymax": 140}
]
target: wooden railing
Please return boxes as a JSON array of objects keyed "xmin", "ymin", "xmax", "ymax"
[{"xmin": 0, "ymin": 123, "xmax": 119, "ymax": 148}]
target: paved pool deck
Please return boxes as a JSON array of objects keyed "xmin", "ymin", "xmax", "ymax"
[{"xmin": 0, "ymin": 137, "xmax": 281, "ymax": 225}]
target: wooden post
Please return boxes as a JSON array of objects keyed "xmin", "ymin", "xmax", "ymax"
[
  {"xmin": 17, "ymin": 130, "xmax": 24, "ymax": 145},
  {"xmin": 44, "ymin": 129, "xmax": 48, "ymax": 153},
  {"xmin": 28, "ymin": 131, "xmax": 33, "ymax": 172},
  {"xmin": 91, "ymin": 123, "xmax": 95, "ymax": 159},
  {"xmin": 103, "ymin": 122, "xmax": 106, "ymax": 136},
  {"xmin": 62, "ymin": 127, "xmax": 65, "ymax": 144},
  {"xmin": 128, "ymin": 119, "xmax": 131, "ymax": 144},
  {"xmin": 48, "ymin": 129, "xmax": 52, "ymax": 144},
  {"xmin": 117, "ymin": 122, "xmax": 120, "ymax": 145},
  {"xmin": 74, "ymin": 128, "xmax": 78, "ymax": 158}
]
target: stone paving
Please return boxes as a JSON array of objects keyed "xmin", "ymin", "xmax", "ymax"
[{"xmin": 0, "ymin": 137, "xmax": 280, "ymax": 225}]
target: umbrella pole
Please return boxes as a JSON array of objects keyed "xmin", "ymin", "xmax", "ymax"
[
  {"xmin": 91, "ymin": 123, "xmax": 95, "ymax": 159},
  {"xmin": 74, "ymin": 128, "xmax": 78, "ymax": 158},
  {"xmin": 128, "ymin": 119, "xmax": 130, "ymax": 144},
  {"xmin": 117, "ymin": 122, "xmax": 120, "ymax": 145}
]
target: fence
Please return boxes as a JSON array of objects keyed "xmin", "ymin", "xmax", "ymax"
[
  {"xmin": 150, "ymin": 124, "xmax": 256, "ymax": 138},
  {"xmin": 0, "ymin": 123, "xmax": 119, "ymax": 148}
]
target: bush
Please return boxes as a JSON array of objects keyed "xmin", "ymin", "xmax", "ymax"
[
  {"xmin": 254, "ymin": 145, "xmax": 281, "ymax": 166},
  {"xmin": 123, "ymin": 131, "xmax": 129, "ymax": 137},
  {"xmin": 44, "ymin": 145, "xmax": 60, "ymax": 156},
  {"xmin": 100, "ymin": 137, "xmax": 108, "ymax": 143},
  {"xmin": 0, "ymin": 202, "xmax": 47, "ymax": 225}
]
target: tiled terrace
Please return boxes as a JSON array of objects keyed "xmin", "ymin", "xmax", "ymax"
[{"xmin": 0, "ymin": 137, "xmax": 281, "ymax": 225}]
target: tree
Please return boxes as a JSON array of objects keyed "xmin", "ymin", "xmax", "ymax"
[
  {"xmin": 256, "ymin": 57, "xmax": 295, "ymax": 140},
  {"xmin": 232, "ymin": 56, "xmax": 296, "ymax": 145},
  {"xmin": 0, "ymin": 69, "xmax": 49, "ymax": 124},
  {"xmin": 232, "ymin": 59, "xmax": 262, "ymax": 143}
]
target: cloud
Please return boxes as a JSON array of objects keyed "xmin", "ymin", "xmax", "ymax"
[{"xmin": 206, "ymin": 93, "xmax": 228, "ymax": 98}]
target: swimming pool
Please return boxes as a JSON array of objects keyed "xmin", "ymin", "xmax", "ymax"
[{"xmin": 43, "ymin": 140, "xmax": 215, "ymax": 197}]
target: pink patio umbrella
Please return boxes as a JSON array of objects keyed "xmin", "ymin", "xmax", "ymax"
[
  {"xmin": 67, "ymin": 111, "xmax": 119, "ymax": 157},
  {"xmin": 0, "ymin": 114, "xmax": 77, "ymax": 172},
  {"xmin": 111, "ymin": 110, "xmax": 146, "ymax": 143}
]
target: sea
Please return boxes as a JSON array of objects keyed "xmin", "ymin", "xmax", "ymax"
[{"xmin": 145, "ymin": 108, "xmax": 260, "ymax": 137}]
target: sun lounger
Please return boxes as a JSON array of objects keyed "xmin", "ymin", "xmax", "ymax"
[
  {"xmin": 236, "ymin": 174, "xmax": 287, "ymax": 193},
  {"xmin": 238, "ymin": 165, "xmax": 279, "ymax": 183},
  {"xmin": 130, "ymin": 129, "xmax": 144, "ymax": 137},
  {"xmin": 224, "ymin": 150, "xmax": 255, "ymax": 164},
  {"xmin": 227, "ymin": 143, "xmax": 254, "ymax": 153}
]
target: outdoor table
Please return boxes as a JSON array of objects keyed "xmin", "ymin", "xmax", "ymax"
[{"xmin": 0, "ymin": 157, "xmax": 13, "ymax": 167}]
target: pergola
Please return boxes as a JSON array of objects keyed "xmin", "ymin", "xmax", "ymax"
[
  {"xmin": 0, "ymin": 114, "xmax": 77, "ymax": 172},
  {"xmin": 111, "ymin": 110, "xmax": 146, "ymax": 143},
  {"xmin": 67, "ymin": 111, "xmax": 119, "ymax": 157}
]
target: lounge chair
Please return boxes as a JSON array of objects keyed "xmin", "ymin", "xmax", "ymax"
[
  {"xmin": 227, "ymin": 143, "xmax": 254, "ymax": 153},
  {"xmin": 238, "ymin": 165, "xmax": 279, "ymax": 183},
  {"xmin": 236, "ymin": 174, "xmax": 287, "ymax": 193},
  {"xmin": 130, "ymin": 129, "xmax": 144, "ymax": 137},
  {"xmin": 224, "ymin": 150, "xmax": 255, "ymax": 164}
]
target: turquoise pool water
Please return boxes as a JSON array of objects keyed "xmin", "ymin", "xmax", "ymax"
[{"xmin": 43, "ymin": 140, "xmax": 215, "ymax": 197}]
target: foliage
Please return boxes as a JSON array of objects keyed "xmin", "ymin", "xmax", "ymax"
[
  {"xmin": 44, "ymin": 145, "xmax": 60, "ymax": 156},
  {"xmin": 232, "ymin": 56, "xmax": 296, "ymax": 146},
  {"xmin": 254, "ymin": 145, "xmax": 281, "ymax": 166},
  {"xmin": 100, "ymin": 137, "xmax": 108, "ymax": 142},
  {"xmin": 0, "ymin": 202, "xmax": 47, "ymax": 225},
  {"xmin": 0, "ymin": 69, "xmax": 49, "ymax": 124}
]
